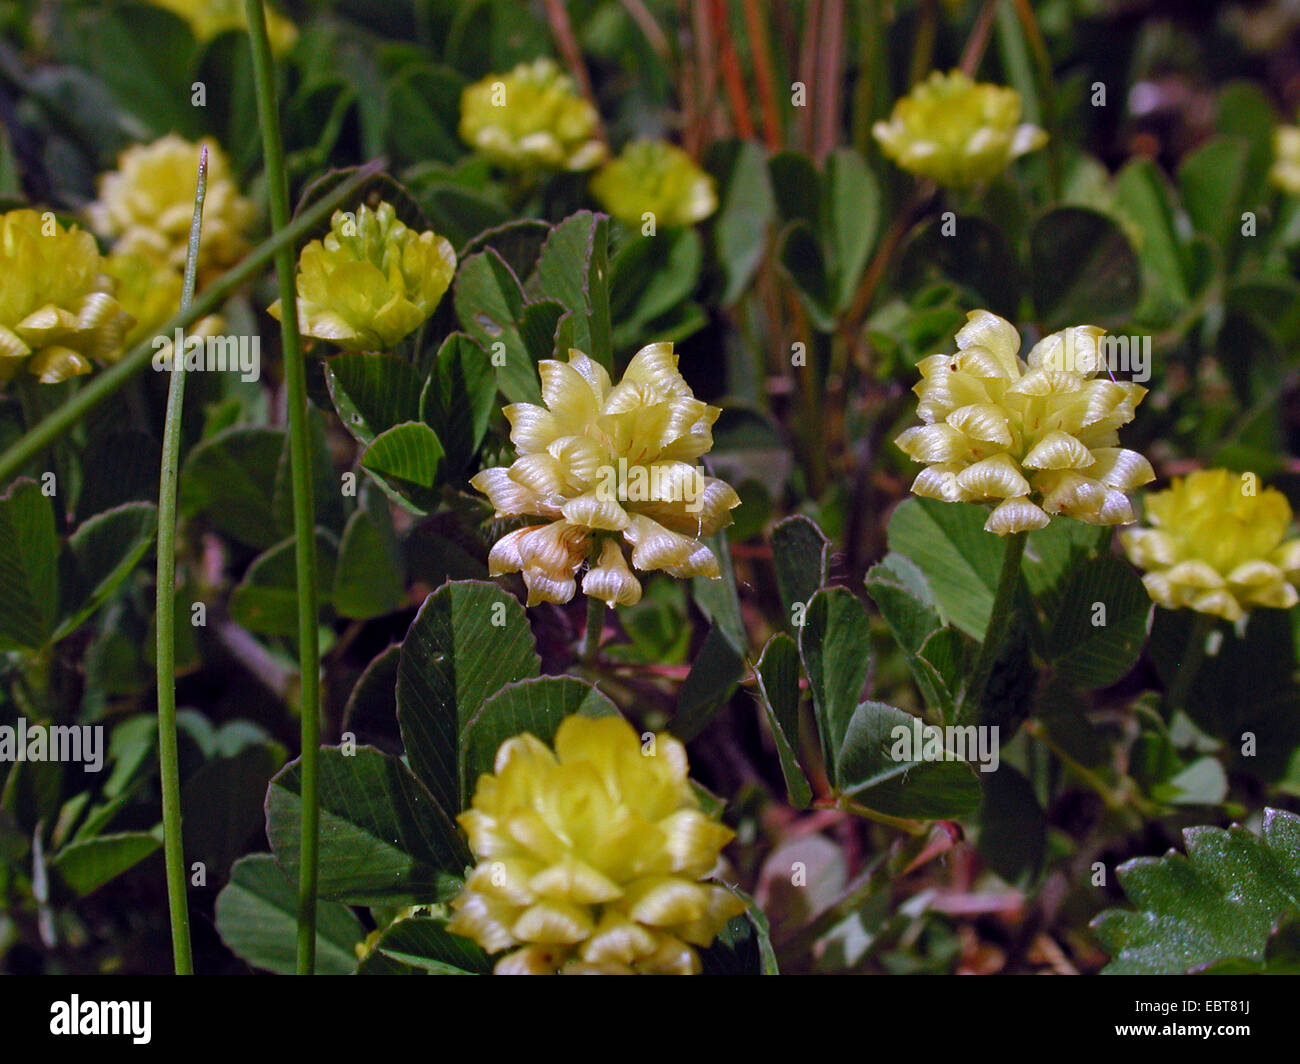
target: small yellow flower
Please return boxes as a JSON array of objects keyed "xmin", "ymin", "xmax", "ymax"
[
  {"xmin": 470, "ymin": 343, "xmax": 741, "ymax": 605},
  {"xmin": 895, "ymin": 310, "xmax": 1154, "ymax": 535},
  {"xmin": 589, "ymin": 140, "xmax": 717, "ymax": 229},
  {"xmin": 88, "ymin": 135, "xmax": 255, "ymax": 282},
  {"xmin": 0, "ymin": 209, "xmax": 133, "ymax": 384},
  {"xmin": 105, "ymin": 253, "xmax": 183, "ymax": 348},
  {"xmin": 1270, "ymin": 121, "xmax": 1300, "ymax": 195},
  {"xmin": 459, "ymin": 58, "xmax": 607, "ymax": 173},
  {"xmin": 1120, "ymin": 469, "xmax": 1300, "ymax": 622},
  {"xmin": 142, "ymin": 0, "xmax": 297, "ymax": 54},
  {"xmin": 447, "ymin": 714, "xmax": 746, "ymax": 974},
  {"xmin": 873, "ymin": 70, "xmax": 1047, "ymax": 187},
  {"xmin": 268, "ymin": 202, "xmax": 456, "ymax": 351}
]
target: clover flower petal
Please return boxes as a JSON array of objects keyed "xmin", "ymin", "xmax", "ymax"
[
  {"xmin": 459, "ymin": 58, "xmax": 606, "ymax": 173},
  {"xmin": 894, "ymin": 310, "xmax": 1153, "ymax": 534},
  {"xmin": 142, "ymin": 0, "xmax": 297, "ymax": 53},
  {"xmin": 1120, "ymin": 468, "xmax": 1300, "ymax": 621},
  {"xmin": 268, "ymin": 201, "xmax": 455, "ymax": 351},
  {"xmin": 471, "ymin": 343, "xmax": 740, "ymax": 604},
  {"xmin": 0, "ymin": 209, "xmax": 134, "ymax": 386},
  {"xmin": 448, "ymin": 715, "xmax": 746, "ymax": 974},
  {"xmin": 589, "ymin": 140, "xmax": 717, "ymax": 229},
  {"xmin": 88, "ymin": 135, "xmax": 254, "ymax": 283},
  {"xmin": 873, "ymin": 70, "xmax": 1047, "ymax": 187},
  {"xmin": 1271, "ymin": 121, "xmax": 1300, "ymax": 195}
]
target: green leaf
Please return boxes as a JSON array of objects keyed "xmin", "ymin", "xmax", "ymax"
[
  {"xmin": 772, "ymin": 514, "xmax": 829, "ymax": 631},
  {"xmin": 976, "ymin": 763, "xmax": 1045, "ymax": 884},
  {"xmin": 266, "ymin": 746, "xmax": 469, "ymax": 906},
  {"xmin": 824, "ymin": 147, "xmax": 879, "ymax": 312},
  {"xmin": 332, "ymin": 506, "xmax": 405, "ymax": 620},
  {"xmin": 0, "ymin": 478, "xmax": 59, "ymax": 650},
  {"xmin": 753, "ymin": 634, "xmax": 813, "ymax": 809},
  {"xmin": 50, "ymin": 830, "xmax": 161, "ymax": 896},
  {"xmin": 460, "ymin": 675, "xmax": 619, "ymax": 795},
  {"xmin": 708, "ymin": 139, "xmax": 775, "ymax": 305},
  {"xmin": 896, "ymin": 214, "xmax": 1021, "ymax": 319},
  {"xmin": 454, "ymin": 247, "xmax": 540, "ymax": 403},
  {"xmin": 1043, "ymin": 556, "xmax": 1151, "ymax": 689},
  {"xmin": 609, "ymin": 229, "xmax": 702, "ymax": 350},
  {"xmin": 365, "ymin": 915, "xmax": 491, "ymax": 974},
  {"xmin": 886, "ymin": 497, "xmax": 1005, "ymax": 641},
  {"xmin": 672, "ymin": 623, "xmax": 746, "ymax": 742},
  {"xmin": 835, "ymin": 702, "xmax": 982, "ymax": 819},
  {"xmin": 75, "ymin": 429, "xmax": 160, "ymax": 523},
  {"xmin": 864, "ymin": 553, "xmax": 960, "ymax": 718},
  {"xmin": 325, "ymin": 351, "xmax": 423, "ymax": 447},
  {"xmin": 1113, "ymin": 158, "xmax": 1191, "ymax": 310},
  {"xmin": 1030, "ymin": 206, "xmax": 1141, "ymax": 330},
  {"xmin": 691, "ymin": 527, "xmax": 746, "ymax": 654},
  {"xmin": 216, "ymin": 854, "xmax": 365, "ymax": 975},
  {"xmin": 1179, "ymin": 136, "xmax": 1253, "ymax": 264},
  {"xmin": 361, "ymin": 421, "xmax": 444, "ymax": 490},
  {"xmin": 798, "ymin": 587, "xmax": 872, "ymax": 779},
  {"xmin": 181, "ymin": 743, "xmax": 285, "ymax": 875},
  {"xmin": 530, "ymin": 211, "xmax": 612, "ymax": 369},
  {"xmin": 181, "ymin": 426, "xmax": 284, "ymax": 550},
  {"xmin": 54, "ymin": 501, "xmax": 157, "ymax": 643},
  {"xmin": 1092, "ymin": 808, "xmax": 1300, "ymax": 974},
  {"xmin": 396, "ymin": 581, "xmax": 540, "ymax": 815},
  {"xmin": 699, "ymin": 885, "xmax": 780, "ymax": 974},
  {"xmin": 420, "ymin": 332, "xmax": 497, "ymax": 477},
  {"xmin": 229, "ymin": 530, "xmax": 338, "ymax": 636},
  {"xmin": 776, "ymin": 220, "xmax": 834, "ymax": 331}
]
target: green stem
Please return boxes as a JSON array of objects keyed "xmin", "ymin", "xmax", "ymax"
[
  {"xmin": 0, "ymin": 163, "xmax": 382, "ymax": 488},
  {"xmin": 245, "ymin": 0, "xmax": 322, "ymax": 976},
  {"xmin": 155, "ymin": 144, "xmax": 209, "ymax": 977},
  {"xmin": 1163, "ymin": 611, "xmax": 1215, "ymax": 715},
  {"xmin": 581, "ymin": 594, "xmax": 605, "ymax": 662},
  {"xmin": 960, "ymin": 529, "xmax": 1027, "ymax": 722}
]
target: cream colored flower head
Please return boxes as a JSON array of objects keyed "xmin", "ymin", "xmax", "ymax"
[
  {"xmin": 447, "ymin": 714, "xmax": 746, "ymax": 974},
  {"xmin": 1120, "ymin": 469, "xmax": 1300, "ymax": 622},
  {"xmin": 269, "ymin": 201, "xmax": 456, "ymax": 351},
  {"xmin": 143, "ymin": 0, "xmax": 297, "ymax": 54},
  {"xmin": 1270, "ymin": 120, "xmax": 1300, "ymax": 195},
  {"xmin": 895, "ymin": 310, "xmax": 1154, "ymax": 534},
  {"xmin": 88, "ymin": 135, "xmax": 254, "ymax": 282},
  {"xmin": 873, "ymin": 70, "xmax": 1047, "ymax": 187},
  {"xmin": 589, "ymin": 140, "xmax": 717, "ymax": 229},
  {"xmin": 0, "ymin": 209, "xmax": 133, "ymax": 384},
  {"xmin": 471, "ymin": 343, "xmax": 741, "ymax": 606},
  {"xmin": 459, "ymin": 58, "xmax": 607, "ymax": 173}
]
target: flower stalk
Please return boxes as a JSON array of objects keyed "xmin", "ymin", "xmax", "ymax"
[
  {"xmin": 244, "ymin": 0, "xmax": 322, "ymax": 975},
  {"xmin": 155, "ymin": 145, "xmax": 208, "ymax": 977}
]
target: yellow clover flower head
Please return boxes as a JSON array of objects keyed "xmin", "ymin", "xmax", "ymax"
[
  {"xmin": 143, "ymin": 0, "xmax": 297, "ymax": 55},
  {"xmin": 895, "ymin": 310, "xmax": 1155, "ymax": 535},
  {"xmin": 872, "ymin": 70, "xmax": 1048, "ymax": 187},
  {"xmin": 470, "ymin": 343, "xmax": 741, "ymax": 606},
  {"xmin": 459, "ymin": 58, "xmax": 607, "ymax": 173},
  {"xmin": 1270, "ymin": 119, "xmax": 1300, "ymax": 195},
  {"xmin": 447, "ymin": 714, "xmax": 746, "ymax": 974},
  {"xmin": 0, "ymin": 209, "xmax": 133, "ymax": 385},
  {"xmin": 1120, "ymin": 469, "xmax": 1300, "ymax": 622},
  {"xmin": 268, "ymin": 201, "xmax": 456, "ymax": 351},
  {"xmin": 88, "ymin": 135, "xmax": 254, "ymax": 281},
  {"xmin": 589, "ymin": 140, "xmax": 718, "ymax": 229}
]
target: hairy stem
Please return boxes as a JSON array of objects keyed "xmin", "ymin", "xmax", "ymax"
[{"xmin": 155, "ymin": 144, "xmax": 208, "ymax": 976}]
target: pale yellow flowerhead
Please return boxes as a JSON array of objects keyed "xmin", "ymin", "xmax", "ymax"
[
  {"xmin": 1120, "ymin": 469, "xmax": 1300, "ymax": 622},
  {"xmin": 447, "ymin": 714, "xmax": 746, "ymax": 974},
  {"xmin": 268, "ymin": 201, "xmax": 456, "ymax": 351},
  {"xmin": 88, "ymin": 135, "xmax": 254, "ymax": 282},
  {"xmin": 459, "ymin": 58, "xmax": 607, "ymax": 173},
  {"xmin": 895, "ymin": 310, "xmax": 1154, "ymax": 535},
  {"xmin": 589, "ymin": 140, "xmax": 717, "ymax": 229},
  {"xmin": 1270, "ymin": 121, "xmax": 1300, "ymax": 195},
  {"xmin": 873, "ymin": 70, "xmax": 1047, "ymax": 187},
  {"xmin": 143, "ymin": 0, "xmax": 297, "ymax": 54},
  {"xmin": 0, "ymin": 210, "xmax": 133, "ymax": 384},
  {"xmin": 470, "ymin": 344, "xmax": 741, "ymax": 606}
]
